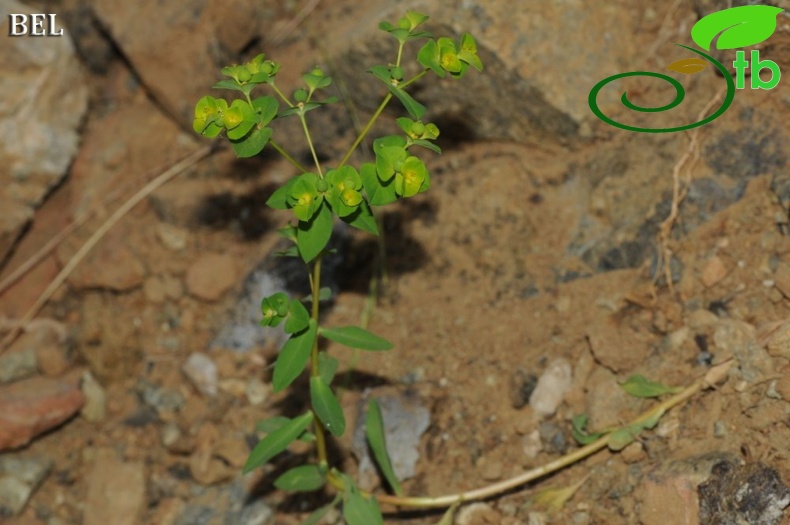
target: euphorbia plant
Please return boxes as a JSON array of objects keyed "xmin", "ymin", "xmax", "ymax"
[{"xmin": 194, "ymin": 11, "xmax": 482, "ymax": 524}]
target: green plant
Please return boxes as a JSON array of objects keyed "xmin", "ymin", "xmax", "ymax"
[
  {"xmin": 193, "ymin": 11, "xmax": 725, "ymax": 525},
  {"xmin": 193, "ymin": 11, "xmax": 482, "ymax": 524}
]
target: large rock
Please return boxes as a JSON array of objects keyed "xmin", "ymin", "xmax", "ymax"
[
  {"xmin": 93, "ymin": 0, "xmax": 276, "ymax": 127},
  {"xmin": 0, "ymin": 0, "xmax": 88, "ymax": 262}
]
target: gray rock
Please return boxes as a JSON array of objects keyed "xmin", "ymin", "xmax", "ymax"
[
  {"xmin": 0, "ymin": 349, "xmax": 37, "ymax": 385},
  {"xmin": 210, "ymin": 227, "xmax": 346, "ymax": 353},
  {"xmin": 0, "ymin": 455, "xmax": 52, "ymax": 516},
  {"xmin": 174, "ymin": 477, "xmax": 273, "ymax": 525},
  {"xmin": 0, "ymin": 0, "xmax": 88, "ymax": 262},
  {"xmin": 182, "ymin": 352, "xmax": 218, "ymax": 398},
  {"xmin": 352, "ymin": 387, "xmax": 431, "ymax": 490},
  {"xmin": 137, "ymin": 380, "xmax": 184, "ymax": 413}
]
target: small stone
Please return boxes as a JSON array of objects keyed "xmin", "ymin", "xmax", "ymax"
[
  {"xmin": 84, "ymin": 449, "xmax": 146, "ymax": 525},
  {"xmin": 137, "ymin": 380, "xmax": 184, "ymax": 413},
  {"xmin": 456, "ymin": 502, "xmax": 500, "ymax": 525},
  {"xmin": 161, "ymin": 422, "xmax": 182, "ymax": 449},
  {"xmin": 149, "ymin": 498, "xmax": 184, "ymax": 525},
  {"xmin": 80, "ymin": 372, "xmax": 107, "ymax": 422},
  {"xmin": 143, "ymin": 276, "xmax": 167, "ymax": 303},
  {"xmin": 0, "ymin": 348, "xmax": 37, "ymax": 384},
  {"xmin": 774, "ymin": 262, "xmax": 790, "ymax": 299},
  {"xmin": 245, "ymin": 377, "xmax": 269, "ymax": 406},
  {"xmin": 0, "ymin": 455, "xmax": 52, "ymax": 516},
  {"xmin": 185, "ymin": 253, "xmax": 236, "ymax": 301},
  {"xmin": 214, "ymin": 436, "xmax": 249, "ymax": 468},
  {"xmin": 182, "ymin": 352, "xmax": 218, "ymax": 397},
  {"xmin": 478, "ymin": 458, "xmax": 503, "ymax": 481},
  {"xmin": 701, "ymin": 256, "xmax": 728, "ymax": 287},
  {"xmin": 621, "ymin": 441, "xmax": 646, "ymax": 463},
  {"xmin": 161, "ymin": 274, "xmax": 183, "ymax": 300},
  {"xmin": 522, "ymin": 430, "xmax": 542, "ymax": 461},
  {"xmin": 764, "ymin": 322, "xmax": 790, "ymax": 359},
  {"xmin": 686, "ymin": 309, "xmax": 719, "ymax": 330},
  {"xmin": 156, "ymin": 223, "xmax": 188, "ymax": 251},
  {"xmin": 0, "ymin": 377, "xmax": 84, "ymax": 451},
  {"xmin": 189, "ymin": 423, "xmax": 233, "ymax": 485},
  {"xmin": 529, "ymin": 358, "xmax": 573, "ymax": 417},
  {"xmin": 218, "ymin": 378, "xmax": 246, "ymax": 397}
]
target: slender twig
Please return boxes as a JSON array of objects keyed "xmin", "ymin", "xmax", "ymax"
[{"xmin": 0, "ymin": 146, "xmax": 214, "ymax": 352}]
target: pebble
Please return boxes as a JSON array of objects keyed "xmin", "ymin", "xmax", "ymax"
[
  {"xmin": 143, "ymin": 276, "xmax": 167, "ymax": 303},
  {"xmin": 0, "ymin": 377, "xmax": 84, "ymax": 451},
  {"xmin": 84, "ymin": 449, "xmax": 146, "ymax": 525},
  {"xmin": 701, "ymin": 255, "xmax": 728, "ymax": 287},
  {"xmin": 156, "ymin": 223, "xmax": 188, "ymax": 251},
  {"xmin": 522, "ymin": 430, "xmax": 543, "ymax": 461},
  {"xmin": 0, "ymin": 455, "xmax": 52, "ymax": 516},
  {"xmin": 0, "ymin": 348, "xmax": 37, "ymax": 384},
  {"xmin": 138, "ymin": 380, "xmax": 184, "ymax": 413},
  {"xmin": 161, "ymin": 422, "xmax": 182, "ymax": 449},
  {"xmin": 80, "ymin": 371, "xmax": 107, "ymax": 422},
  {"xmin": 185, "ymin": 253, "xmax": 236, "ymax": 301},
  {"xmin": 456, "ymin": 502, "xmax": 500, "ymax": 525},
  {"xmin": 182, "ymin": 352, "xmax": 218, "ymax": 397},
  {"xmin": 244, "ymin": 377, "xmax": 269, "ymax": 406},
  {"xmin": 529, "ymin": 358, "xmax": 572, "ymax": 417}
]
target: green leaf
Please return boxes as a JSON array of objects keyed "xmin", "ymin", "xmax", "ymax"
[
  {"xmin": 243, "ymin": 411, "xmax": 314, "ymax": 473},
  {"xmin": 418, "ymin": 39, "xmax": 444, "ymax": 77},
  {"xmin": 297, "ymin": 201, "xmax": 334, "ymax": 263},
  {"xmin": 361, "ymin": 162, "xmax": 398, "ymax": 206},
  {"xmin": 571, "ymin": 413, "xmax": 605, "ymax": 445},
  {"xmin": 343, "ymin": 488, "xmax": 383, "ymax": 525},
  {"xmin": 272, "ymin": 319, "xmax": 318, "ymax": 392},
  {"xmin": 230, "ymin": 125, "xmax": 273, "ymax": 158},
  {"xmin": 691, "ymin": 5, "xmax": 784, "ymax": 51},
  {"xmin": 225, "ymin": 99, "xmax": 257, "ymax": 140},
  {"xmin": 301, "ymin": 495, "xmax": 341, "ymax": 525},
  {"xmin": 607, "ymin": 427, "xmax": 635, "ymax": 452},
  {"xmin": 212, "ymin": 79, "xmax": 246, "ymax": 92},
  {"xmin": 343, "ymin": 199, "xmax": 379, "ymax": 235},
  {"xmin": 411, "ymin": 139, "xmax": 441, "ymax": 154},
  {"xmin": 285, "ymin": 299, "xmax": 310, "ymax": 334},
  {"xmin": 366, "ymin": 399, "xmax": 404, "ymax": 495},
  {"xmin": 620, "ymin": 375, "xmax": 682, "ymax": 398},
  {"xmin": 274, "ymin": 465, "xmax": 326, "ymax": 492},
  {"xmin": 320, "ymin": 326, "xmax": 393, "ymax": 350},
  {"xmin": 436, "ymin": 503, "xmax": 460, "ymax": 525},
  {"xmin": 458, "ymin": 33, "xmax": 484, "ymax": 72},
  {"xmin": 310, "ymin": 376, "xmax": 346, "ymax": 436},
  {"xmin": 252, "ymin": 96, "xmax": 279, "ymax": 125},
  {"xmin": 255, "ymin": 416, "xmax": 291, "ymax": 434},
  {"xmin": 318, "ymin": 352, "xmax": 340, "ymax": 384},
  {"xmin": 387, "ymin": 84, "xmax": 427, "ymax": 120},
  {"xmin": 266, "ymin": 178, "xmax": 298, "ymax": 210}
]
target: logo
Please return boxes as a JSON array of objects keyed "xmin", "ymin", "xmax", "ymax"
[
  {"xmin": 7, "ymin": 14, "xmax": 64, "ymax": 37},
  {"xmin": 588, "ymin": 5, "xmax": 784, "ymax": 133}
]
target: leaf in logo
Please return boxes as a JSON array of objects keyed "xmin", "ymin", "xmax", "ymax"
[
  {"xmin": 666, "ymin": 57, "xmax": 709, "ymax": 75},
  {"xmin": 691, "ymin": 5, "xmax": 784, "ymax": 51}
]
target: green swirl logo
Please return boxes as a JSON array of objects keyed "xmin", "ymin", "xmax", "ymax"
[{"xmin": 589, "ymin": 5, "xmax": 784, "ymax": 133}]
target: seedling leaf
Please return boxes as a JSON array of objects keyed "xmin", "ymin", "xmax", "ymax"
[
  {"xmin": 320, "ymin": 326, "xmax": 393, "ymax": 350},
  {"xmin": 620, "ymin": 375, "xmax": 682, "ymax": 398},
  {"xmin": 285, "ymin": 299, "xmax": 310, "ymax": 334},
  {"xmin": 318, "ymin": 352, "xmax": 340, "ymax": 384},
  {"xmin": 310, "ymin": 376, "xmax": 346, "ymax": 436},
  {"xmin": 571, "ymin": 413, "xmax": 605, "ymax": 445},
  {"xmin": 272, "ymin": 319, "xmax": 318, "ymax": 392},
  {"xmin": 301, "ymin": 495, "xmax": 341, "ymax": 525},
  {"xmin": 343, "ymin": 199, "xmax": 379, "ymax": 235},
  {"xmin": 230, "ymin": 125, "xmax": 272, "ymax": 158},
  {"xmin": 607, "ymin": 427, "xmax": 635, "ymax": 451},
  {"xmin": 244, "ymin": 411, "xmax": 313, "ymax": 473},
  {"xmin": 366, "ymin": 399, "xmax": 404, "ymax": 495}
]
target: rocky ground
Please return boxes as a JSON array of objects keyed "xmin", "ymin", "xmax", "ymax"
[{"xmin": 2, "ymin": 1, "xmax": 790, "ymax": 524}]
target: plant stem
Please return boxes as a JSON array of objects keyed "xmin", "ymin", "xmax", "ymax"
[
  {"xmin": 269, "ymin": 139, "xmax": 309, "ymax": 173},
  {"xmin": 271, "ymin": 82, "xmax": 294, "ymax": 108},
  {"xmin": 327, "ymin": 371, "xmax": 723, "ymax": 509},
  {"xmin": 309, "ymin": 256, "xmax": 329, "ymax": 468},
  {"xmin": 299, "ymin": 114, "xmax": 323, "ymax": 176}
]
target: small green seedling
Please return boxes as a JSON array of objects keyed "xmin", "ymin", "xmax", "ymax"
[{"xmin": 194, "ymin": 11, "xmax": 481, "ymax": 524}]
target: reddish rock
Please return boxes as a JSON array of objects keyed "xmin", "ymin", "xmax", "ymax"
[
  {"xmin": 0, "ymin": 377, "xmax": 85, "ymax": 451},
  {"xmin": 701, "ymin": 256, "xmax": 727, "ymax": 287}
]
